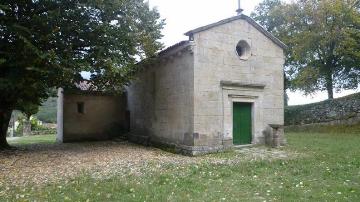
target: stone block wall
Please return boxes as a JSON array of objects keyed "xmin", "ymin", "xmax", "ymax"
[
  {"xmin": 126, "ymin": 50, "xmax": 194, "ymax": 146},
  {"xmin": 285, "ymin": 93, "xmax": 360, "ymax": 126},
  {"xmin": 192, "ymin": 18, "xmax": 285, "ymax": 146},
  {"xmin": 57, "ymin": 90, "xmax": 128, "ymax": 142},
  {"xmin": 126, "ymin": 17, "xmax": 285, "ymax": 155}
]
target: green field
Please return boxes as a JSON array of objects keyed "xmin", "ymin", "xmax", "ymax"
[
  {"xmin": 1, "ymin": 132, "xmax": 360, "ymax": 201},
  {"xmin": 7, "ymin": 134, "xmax": 56, "ymax": 145}
]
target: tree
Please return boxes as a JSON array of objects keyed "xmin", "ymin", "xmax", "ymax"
[
  {"xmin": 0, "ymin": 0, "xmax": 164, "ymax": 149},
  {"xmin": 251, "ymin": 0, "xmax": 360, "ymax": 99},
  {"xmin": 21, "ymin": 103, "xmax": 39, "ymax": 136},
  {"xmin": 250, "ymin": 0, "xmax": 286, "ymax": 35},
  {"xmin": 251, "ymin": 0, "xmax": 292, "ymax": 105}
]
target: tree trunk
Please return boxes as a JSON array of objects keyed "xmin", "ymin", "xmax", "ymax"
[
  {"xmin": 0, "ymin": 109, "xmax": 12, "ymax": 149},
  {"xmin": 23, "ymin": 117, "xmax": 31, "ymax": 136},
  {"xmin": 10, "ymin": 114, "xmax": 15, "ymax": 137},
  {"xmin": 284, "ymin": 91, "xmax": 289, "ymax": 107},
  {"xmin": 327, "ymin": 85, "xmax": 334, "ymax": 99},
  {"xmin": 325, "ymin": 70, "xmax": 334, "ymax": 99}
]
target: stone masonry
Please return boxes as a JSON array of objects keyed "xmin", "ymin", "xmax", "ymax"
[
  {"xmin": 57, "ymin": 89, "xmax": 128, "ymax": 143},
  {"xmin": 127, "ymin": 14, "xmax": 286, "ymax": 155}
]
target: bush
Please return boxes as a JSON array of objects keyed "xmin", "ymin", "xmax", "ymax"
[{"xmin": 15, "ymin": 116, "xmax": 47, "ymax": 136}]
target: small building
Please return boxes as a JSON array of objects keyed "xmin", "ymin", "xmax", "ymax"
[
  {"xmin": 126, "ymin": 14, "xmax": 286, "ymax": 155},
  {"xmin": 57, "ymin": 14, "xmax": 286, "ymax": 155},
  {"xmin": 57, "ymin": 89, "xmax": 128, "ymax": 143}
]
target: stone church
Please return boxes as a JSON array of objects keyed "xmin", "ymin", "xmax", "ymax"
[{"xmin": 57, "ymin": 14, "xmax": 286, "ymax": 155}]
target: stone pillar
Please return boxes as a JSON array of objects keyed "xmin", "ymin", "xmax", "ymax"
[
  {"xmin": 264, "ymin": 124, "xmax": 286, "ymax": 148},
  {"xmin": 269, "ymin": 124, "xmax": 284, "ymax": 148},
  {"xmin": 56, "ymin": 88, "xmax": 64, "ymax": 143}
]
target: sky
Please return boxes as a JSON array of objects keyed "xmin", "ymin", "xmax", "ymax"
[{"xmin": 148, "ymin": 0, "xmax": 359, "ymax": 106}]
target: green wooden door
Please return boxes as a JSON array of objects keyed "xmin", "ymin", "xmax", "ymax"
[{"xmin": 233, "ymin": 102, "xmax": 252, "ymax": 145}]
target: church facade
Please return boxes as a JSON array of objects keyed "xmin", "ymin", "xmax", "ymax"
[{"xmin": 126, "ymin": 14, "xmax": 286, "ymax": 155}]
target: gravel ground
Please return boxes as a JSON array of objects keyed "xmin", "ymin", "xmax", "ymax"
[{"xmin": 0, "ymin": 141, "xmax": 298, "ymax": 187}]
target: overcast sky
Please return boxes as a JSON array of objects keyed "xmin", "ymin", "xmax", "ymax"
[{"xmin": 149, "ymin": 0, "xmax": 359, "ymax": 105}]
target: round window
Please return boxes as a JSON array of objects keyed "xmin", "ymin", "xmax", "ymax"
[{"xmin": 236, "ymin": 40, "xmax": 251, "ymax": 60}]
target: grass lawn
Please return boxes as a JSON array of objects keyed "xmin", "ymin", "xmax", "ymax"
[
  {"xmin": 7, "ymin": 134, "xmax": 56, "ymax": 145},
  {"xmin": 1, "ymin": 132, "xmax": 359, "ymax": 201}
]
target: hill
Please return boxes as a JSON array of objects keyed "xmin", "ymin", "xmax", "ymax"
[{"xmin": 35, "ymin": 97, "xmax": 57, "ymax": 123}]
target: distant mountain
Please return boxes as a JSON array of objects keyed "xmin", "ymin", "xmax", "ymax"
[{"xmin": 35, "ymin": 97, "xmax": 57, "ymax": 123}]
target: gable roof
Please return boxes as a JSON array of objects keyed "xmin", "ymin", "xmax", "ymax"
[
  {"xmin": 158, "ymin": 40, "xmax": 190, "ymax": 57},
  {"xmin": 136, "ymin": 40, "xmax": 191, "ymax": 67},
  {"xmin": 184, "ymin": 14, "xmax": 287, "ymax": 50}
]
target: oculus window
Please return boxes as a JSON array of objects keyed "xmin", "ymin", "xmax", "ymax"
[{"xmin": 236, "ymin": 40, "xmax": 251, "ymax": 60}]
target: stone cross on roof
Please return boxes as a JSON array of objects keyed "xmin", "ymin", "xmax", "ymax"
[{"xmin": 236, "ymin": 0, "xmax": 244, "ymax": 15}]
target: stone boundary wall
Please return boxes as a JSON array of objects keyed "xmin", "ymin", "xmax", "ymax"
[{"xmin": 285, "ymin": 93, "xmax": 360, "ymax": 126}]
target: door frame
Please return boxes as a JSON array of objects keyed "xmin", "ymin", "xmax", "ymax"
[
  {"xmin": 232, "ymin": 101, "xmax": 254, "ymax": 145},
  {"xmin": 221, "ymin": 83, "xmax": 264, "ymax": 145}
]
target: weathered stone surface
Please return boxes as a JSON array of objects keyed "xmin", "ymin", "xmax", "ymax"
[
  {"xmin": 58, "ymin": 91, "xmax": 128, "ymax": 143},
  {"xmin": 126, "ymin": 17, "xmax": 285, "ymax": 155},
  {"xmin": 127, "ymin": 50, "xmax": 195, "ymax": 145},
  {"xmin": 285, "ymin": 93, "xmax": 360, "ymax": 126},
  {"xmin": 192, "ymin": 19, "xmax": 284, "ymax": 149}
]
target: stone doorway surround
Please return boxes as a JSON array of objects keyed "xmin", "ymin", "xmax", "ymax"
[{"xmin": 220, "ymin": 81, "xmax": 266, "ymax": 146}]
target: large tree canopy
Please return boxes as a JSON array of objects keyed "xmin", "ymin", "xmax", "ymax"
[
  {"xmin": 251, "ymin": 0, "xmax": 360, "ymax": 99},
  {"xmin": 0, "ymin": 0, "xmax": 164, "ymax": 148}
]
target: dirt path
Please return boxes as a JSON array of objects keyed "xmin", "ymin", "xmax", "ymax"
[{"xmin": 0, "ymin": 141, "xmax": 297, "ymax": 187}]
